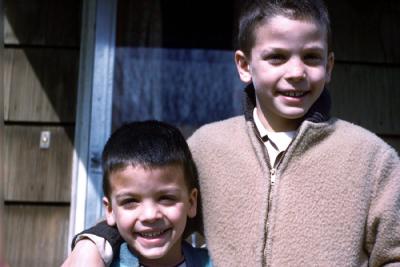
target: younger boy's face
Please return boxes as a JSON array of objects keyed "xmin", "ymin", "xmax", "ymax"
[
  {"xmin": 103, "ymin": 164, "xmax": 197, "ymax": 266},
  {"xmin": 235, "ymin": 15, "xmax": 334, "ymax": 132}
]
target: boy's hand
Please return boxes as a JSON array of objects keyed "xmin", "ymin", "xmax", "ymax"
[{"xmin": 60, "ymin": 239, "xmax": 106, "ymax": 267}]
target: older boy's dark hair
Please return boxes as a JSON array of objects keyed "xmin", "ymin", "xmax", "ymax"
[
  {"xmin": 102, "ymin": 120, "xmax": 198, "ymax": 199},
  {"xmin": 237, "ymin": 0, "xmax": 332, "ymax": 57}
]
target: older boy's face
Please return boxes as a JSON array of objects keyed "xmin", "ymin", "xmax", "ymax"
[
  {"xmin": 103, "ymin": 164, "xmax": 197, "ymax": 266},
  {"xmin": 236, "ymin": 15, "xmax": 334, "ymax": 132}
]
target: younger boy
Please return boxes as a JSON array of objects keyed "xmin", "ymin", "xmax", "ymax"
[
  {"xmin": 64, "ymin": 0, "xmax": 400, "ymax": 266},
  {"xmin": 64, "ymin": 121, "xmax": 212, "ymax": 267}
]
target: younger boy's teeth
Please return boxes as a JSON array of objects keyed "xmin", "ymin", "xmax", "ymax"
[{"xmin": 140, "ymin": 230, "xmax": 165, "ymax": 237}]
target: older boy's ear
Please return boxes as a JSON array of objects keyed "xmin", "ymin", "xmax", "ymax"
[
  {"xmin": 187, "ymin": 188, "xmax": 198, "ymax": 218},
  {"xmin": 325, "ymin": 52, "xmax": 335, "ymax": 83},
  {"xmin": 103, "ymin": 197, "xmax": 116, "ymax": 226},
  {"xmin": 235, "ymin": 50, "xmax": 252, "ymax": 83}
]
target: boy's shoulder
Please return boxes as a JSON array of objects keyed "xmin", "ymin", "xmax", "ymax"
[
  {"xmin": 187, "ymin": 115, "xmax": 249, "ymax": 155},
  {"xmin": 329, "ymin": 118, "xmax": 397, "ymax": 154},
  {"xmin": 195, "ymin": 115, "xmax": 245, "ymax": 134},
  {"xmin": 188, "ymin": 115, "xmax": 245, "ymax": 143},
  {"xmin": 332, "ymin": 119, "xmax": 387, "ymax": 142}
]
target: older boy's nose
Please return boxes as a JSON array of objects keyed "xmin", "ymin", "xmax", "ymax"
[{"xmin": 285, "ymin": 58, "xmax": 306, "ymax": 81}]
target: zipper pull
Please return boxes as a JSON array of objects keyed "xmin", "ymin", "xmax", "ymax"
[{"xmin": 270, "ymin": 168, "xmax": 276, "ymax": 185}]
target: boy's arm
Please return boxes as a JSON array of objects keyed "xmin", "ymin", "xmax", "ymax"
[
  {"xmin": 63, "ymin": 221, "xmax": 123, "ymax": 267},
  {"xmin": 61, "ymin": 239, "xmax": 105, "ymax": 267},
  {"xmin": 366, "ymin": 149, "xmax": 400, "ymax": 266}
]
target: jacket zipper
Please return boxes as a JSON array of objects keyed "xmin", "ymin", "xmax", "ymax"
[
  {"xmin": 253, "ymin": 125, "xmax": 290, "ymax": 266},
  {"xmin": 262, "ymin": 151, "xmax": 286, "ymax": 267},
  {"xmin": 270, "ymin": 168, "xmax": 276, "ymax": 185}
]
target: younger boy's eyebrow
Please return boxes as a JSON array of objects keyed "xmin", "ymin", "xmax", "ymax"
[
  {"xmin": 114, "ymin": 192, "xmax": 139, "ymax": 200},
  {"xmin": 115, "ymin": 191, "xmax": 140, "ymax": 199},
  {"xmin": 157, "ymin": 187, "xmax": 182, "ymax": 195},
  {"xmin": 114, "ymin": 187, "xmax": 183, "ymax": 198}
]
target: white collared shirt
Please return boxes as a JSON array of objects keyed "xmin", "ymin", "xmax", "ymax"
[{"xmin": 253, "ymin": 108, "xmax": 296, "ymax": 167}]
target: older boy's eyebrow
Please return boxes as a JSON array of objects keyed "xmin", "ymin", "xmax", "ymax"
[
  {"xmin": 261, "ymin": 47, "xmax": 286, "ymax": 53},
  {"xmin": 259, "ymin": 48, "xmax": 287, "ymax": 57},
  {"xmin": 303, "ymin": 44, "xmax": 325, "ymax": 52}
]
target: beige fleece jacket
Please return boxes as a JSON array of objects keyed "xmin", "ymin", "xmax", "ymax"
[{"xmin": 188, "ymin": 116, "xmax": 400, "ymax": 267}]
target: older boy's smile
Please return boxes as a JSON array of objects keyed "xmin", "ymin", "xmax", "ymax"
[
  {"xmin": 278, "ymin": 88, "xmax": 310, "ymax": 104},
  {"xmin": 235, "ymin": 15, "xmax": 334, "ymax": 132},
  {"xmin": 280, "ymin": 91, "xmax": 308, "ymax": 97}
]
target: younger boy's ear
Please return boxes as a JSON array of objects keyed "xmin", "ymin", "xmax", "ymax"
[
  {"xmin": 103, "ymin": 197, "xmax": 116, "ymax": 226},
  {"xmin": 325, "ymin": 52, "xmax": 335, "ymax": 83},
  {"xmin": 187, "ymin": 188, "xmax": 198, "ymax": 218},
  {"xmin": 235, "ymin": 50, "xmax": 252, "ymax": 83}
]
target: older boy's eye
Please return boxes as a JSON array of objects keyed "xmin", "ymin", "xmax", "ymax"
[{"xmin": 265, "ymin": 54, "xmax": 287, "ymax": 64}]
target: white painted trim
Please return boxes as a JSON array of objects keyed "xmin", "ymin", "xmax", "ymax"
[
  {"xmin": 84, "ymin": 0, "xmax": 117, "ymax": 228},
  {"xmin": 68, "ymin": 0, "xmax": 117, "ymax": 251}
]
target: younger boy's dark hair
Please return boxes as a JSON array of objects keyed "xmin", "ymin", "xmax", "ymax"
[
  {"xmin": 102, "ymin": 120, "xmax": 198, "ymax": 200},
  {"xmin": 237, "ymin": 0, "xmax": 332, "ymax": 57}
]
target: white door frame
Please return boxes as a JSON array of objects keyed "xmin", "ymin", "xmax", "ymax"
[{"xmin": 68, "ymin": 0, "xmax": 117, "ymax": 247}]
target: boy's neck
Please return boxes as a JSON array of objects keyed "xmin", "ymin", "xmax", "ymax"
[
  {"xmin": 255, "ymin": 106, "xmax": 301, "ymax": 132},
  {"xmin": 139, "ymin": 255, "xmax": 185, "ymax": 267},
  {"xmin": 137, "ymin": 247, "xmax": 184, "ymax": 267}
]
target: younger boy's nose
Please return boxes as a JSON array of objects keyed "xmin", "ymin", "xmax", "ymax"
[{"xmin": 140, "ymin": 202, "xmax": 162, "ymax": 222}]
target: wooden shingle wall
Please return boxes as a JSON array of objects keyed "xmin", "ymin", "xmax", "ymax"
[
  {"xmin": 1, "ymin": 0, "xmax": 81, "ymax": 266},
  {"xmin": 0, "ymin": 0, "xmax": 5, "ymax": 264},
  {"xmin": 326, "ymin": 0, "xmax": 400, "ymax": 152}
]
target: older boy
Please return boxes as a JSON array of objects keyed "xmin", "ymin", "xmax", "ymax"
[{"xmin": 64, "ymin": 0, "xmax": 400, "ymax": 266}]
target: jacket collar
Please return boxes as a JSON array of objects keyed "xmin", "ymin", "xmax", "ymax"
[{"xmin": 243, "ymin": 83, "xmax": 331, "ymax": 124}]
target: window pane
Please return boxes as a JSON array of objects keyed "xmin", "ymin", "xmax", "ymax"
[{"xmin": 112, "ymin": 0, "xmax": 244, "ymax": 136}]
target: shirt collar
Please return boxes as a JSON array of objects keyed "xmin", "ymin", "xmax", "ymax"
[{"xmin": 253, "ymin": 108, "xmax": 296, "ymax": 152}]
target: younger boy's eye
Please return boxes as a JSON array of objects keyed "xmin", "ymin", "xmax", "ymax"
[
  {"xmin": 303, "ymin": 53, "xmax": 323, "ymax": 65},
  {"xmin": 159, "ymin": 195, "xmax": 178, "ymax": 205},
  {"xmin": 120, "ymin": 198, "xmax": 139, "ymax": 209}
]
